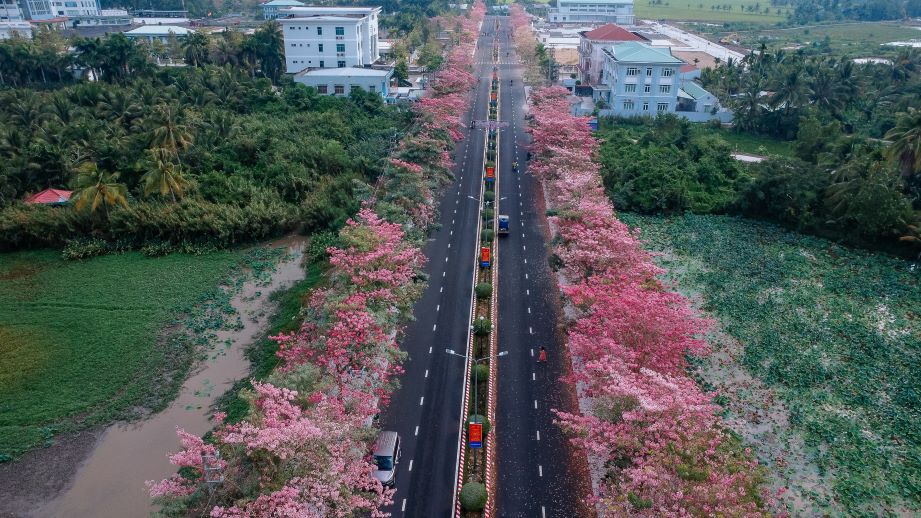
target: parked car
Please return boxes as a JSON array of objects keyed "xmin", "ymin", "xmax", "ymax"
[{"xmin": 372, "ymin": 431, "xmax": 400, "ymax": 487}]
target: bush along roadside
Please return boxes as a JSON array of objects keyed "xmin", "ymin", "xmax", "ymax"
[
  {"xmin": 146, "ymin": 3, "xmax": 487, "ymax": 516},
  {"xmin": 525, "ymin": 85, "xmax": 776, "ymax": 515},
  {"xmin": 457, "ymin": 49, "xmax": 501, "ymax": 518}
]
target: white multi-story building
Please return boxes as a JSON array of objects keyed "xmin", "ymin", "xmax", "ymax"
[
  {"xmin": 593, "ymin": 41, "xmax": 729, "ymax": 122},
  {"xmin": 278, "ymin": 6, "xmax": 380, "ymax": 74},
  {"xmin": 22, "ymin": 0, "xmax": 101, "ymax": 19},
  {"xmin": 0, "ymin": 0, "xmax": 24, "ymax": 21},
  {"xmin": 549, "ymin": 0, "xmax": 634, "ymax": 25}
]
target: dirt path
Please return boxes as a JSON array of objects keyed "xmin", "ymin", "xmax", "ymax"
[{"xmin": 0, "ymin": 240, "xmax": 307, "ymax": 518}]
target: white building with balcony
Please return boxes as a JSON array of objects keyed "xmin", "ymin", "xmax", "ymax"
[
  {"xmin": 279, "ymin": 6, "xmax": 380, "ymax": 74},
  {"xmin": 593, "ymin": 41, "xmax": 729, "ymax": 122},
  {"xmin": 0, "ymin": 0, "xmax": 24, "ymax": 21},
  {"xmin": 549, "ymin": 0, "xmax": 634, "ymax": 25},
  {"xmin": 22, "ymin": 0, "xmax": 100, "ymax": 19}
]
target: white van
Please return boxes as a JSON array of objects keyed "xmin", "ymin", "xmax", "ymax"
[{"xmin": 372, "ymin": 431, "xmax": 400, "ymax": 487}]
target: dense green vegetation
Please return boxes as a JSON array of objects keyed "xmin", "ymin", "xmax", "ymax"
[
  {"xmin": 0, "ymin": 248, "xmax": 265, "ymax": 459},
  {"xmin": 599, "ymin": 117, "xmax": 750, "ymax": 214},
  {"xmin": 598, "ymin": 115, "xmax": 920, "ymax": 254},
  {"xmin": 0, "ymin": 25, "xmax": 413, "ymax": 254},
  {"xmin": 621, "ymin": 213, "xmax": 921, "ymax": 516}
]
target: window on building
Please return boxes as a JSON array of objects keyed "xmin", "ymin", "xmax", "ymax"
[
  {"xmin": 624, "ymin": 83, "xmax": 636, "ymax": 93},
  {"xmin": 318, "ymin": 43, "xmax": 324, "ymax": 52},
  {"xmin": 646, "ymin": 67, "xmax": 652, "ymax": 76},
  {"xmin": 623, "ymin": 100, "xmax": 634, "ymax": 110},
  {"xmin": 317, "ymin": 26, "xmax": 322, "ymax": 35},
  {"xmin": 657, "ymin": 102, "xmax": 669, "ymax": 111},
  {"xmin": 336, "ymin": 43, "xmax": 345, "ymax": 53},
  {"xmin": 335, "ymin": 26, "xmax": 344, "ymax": 36},
  {"xmin": 662, "ymin": 68, "xmax": 674, "ymax": 77},
  {"xmin": 334, "ymin": 84, "xmax": 345, "ymax": 94},
  {"xmin": 350, "ymin": 84, "xmax": 361, "ymax": 91},
  {"xmin": 642, "ymin": 102, "xmax": 649, "ymax": 111},
  {"xmin": 659, "ymin": 85, "xmax": 671, "ymax": 94},
  {"xmin": 319, "ymin": 60, "xmax": 325, "ymax": 68},
  {"xmin": 626, "ymin": 67, "xmax": 638, "ymax": 76},
  {"xmin": 337, "ymin": 60, "xmax": 346, "ymax": 68},
  {"xmin": 317, "ymin": 85, "xmax": 328, "ymax": 94},
  {"xmin": 643, "ymin": 84, "xmax": 651, "ymax": 93},
  {"xmin": 290, "ymin": 43, "xmax": 296, "ymax": 47}
]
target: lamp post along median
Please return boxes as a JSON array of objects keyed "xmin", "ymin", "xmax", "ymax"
[{"xmin": 446, "ymin": 349, "xmax": 508, "ymax": 450}]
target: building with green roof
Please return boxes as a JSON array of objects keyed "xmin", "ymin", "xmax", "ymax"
[{"xmin": 593, "ymin": 41, "xmax": 730, "ymax": 122}]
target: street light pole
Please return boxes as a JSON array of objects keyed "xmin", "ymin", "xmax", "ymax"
[{"xmin": 445, "ymin": 349, "xmax": 509, "ymax": 425}]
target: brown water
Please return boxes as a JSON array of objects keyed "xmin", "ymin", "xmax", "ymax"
[{"xmin": 35, "ymin": 242, "xmax": 307, "ymax": 518}]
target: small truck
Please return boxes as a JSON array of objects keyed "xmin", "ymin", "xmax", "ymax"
[{"xmin": 498, "ymin": 215, "xmax": 509, "ymax": 235}]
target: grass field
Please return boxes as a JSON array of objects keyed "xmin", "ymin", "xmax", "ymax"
[
  {"xmin": 0, "ymin": 250, "xmax": 252, "ymax": 459},
  {"xmin": 705, "ymin": 21, "xmax": 921, "ymax": 56},
  {"xmin": 635, "ymin": 0, "xmax": 790, "ymax": 23},
  {"xmin": 621, "ymin": 213, "xmax": 921, "ymax": 515},
  {"xmin": 705, "ymin": 127, "xmax": 794, "ymax": 157}
]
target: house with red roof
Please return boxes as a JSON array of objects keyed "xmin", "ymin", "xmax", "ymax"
[
  {"xmin": 578, "ymin": 24, "xmax": 645, "ymax": 85},
  {"xmin": 24, "ymin": 189, "xmax": 72, "ymax": 205}
]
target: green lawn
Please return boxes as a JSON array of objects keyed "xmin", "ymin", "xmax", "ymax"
[
  {"xmin": 0, "ymin": 250, "xmax": 247, "ymax": 459},
  {"xmin": 621, "ymin": 213, "xmax": 921, "ymax": 515},
  {"xmin": 701, "ymin": 127, "xmax": 794, "ymax": 157},
  {"xmin": 635, "ymin": 0, "xmax": 790, "ymax": 23}
]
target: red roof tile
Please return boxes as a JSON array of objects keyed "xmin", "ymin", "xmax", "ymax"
[
  {"xmin": 680, "ymin": 63, "xmax": 697, "ymax": 72},
  {"xmin": 583, "ymin": 24, "xmax": 644, "ymax": 42},
  {"xmin": 24, "ymin": 189, "xmax": 72, "ymax": 204}
]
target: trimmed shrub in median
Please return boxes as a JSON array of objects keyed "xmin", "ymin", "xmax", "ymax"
[
  {"xmin": 473, "ymin": 318, "xmax": 492, "ymax": 336},
  {"xmin": 475, "ymin": 282, "xmax": 492, "ymax": 299},
  {"xmin": 471, "ymin": 363, "xmax": 489, "ymax": 383},
  {"xmin": 481, "ymin": 229, "xmax": 494, "ymax": 242},
  {"xmin": 483, "ymin": 208, "xmax": 494, "ymax": 220},
  {"xmin": 460, "ymin": 482, "xmax": 488, "ymax": 512},
  {"xmin": 484, "ymin": 191, "xmax": 495, "ymax": 202}
]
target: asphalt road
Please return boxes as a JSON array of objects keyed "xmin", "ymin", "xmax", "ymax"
[
  {"xmin": 378, "ymin": 21, "xmax": 496, "ymax": 518},
  {"xmin": 492, "ymin": 17, "xmax": 587, "ymax": 518}
]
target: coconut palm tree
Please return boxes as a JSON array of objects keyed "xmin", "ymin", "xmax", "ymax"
[
  {"xmin": 182, "ymin": 32, "xmax": 210, "ymax": 67},
  {"xmin": 72, "ymin": 162, "xmax": 129, "ymax": 216},
  {"xmin": 142, "ymin": 148, "xmax": 190, "ymax": 202},
  {"xmin": 146, "ymin": 104, "xmax": 193, "ymax": 163},
  {"xmin": 884, "ymin": 108, "xmax": 921, "ymax": 180}
]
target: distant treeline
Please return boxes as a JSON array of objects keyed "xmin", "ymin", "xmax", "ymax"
[{"xmin": 788, "ymin": 0, "xmax": 921, "ymax": 22}]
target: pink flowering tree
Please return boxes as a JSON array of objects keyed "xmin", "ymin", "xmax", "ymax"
[{"xmin": 526, "ymin": 84, "xmax": 771, "ymax": 515}]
